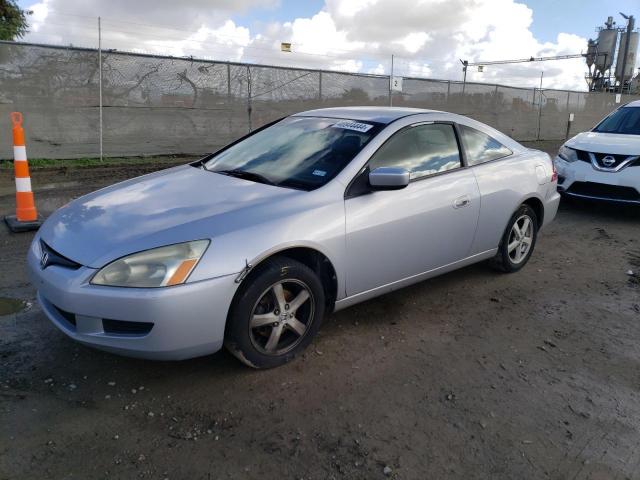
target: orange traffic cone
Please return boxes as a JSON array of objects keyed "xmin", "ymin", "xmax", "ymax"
[{"xmin": 4, "ymin": 112, "xmax": 42, "ymax": 232}]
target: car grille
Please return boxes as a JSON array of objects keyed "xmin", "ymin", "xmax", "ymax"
[
  {"xmin": 566, "ymin": 182, "xmax": 640, "ymax": 202},
  {"xmin": 574, "ymin": 149, "xmax": 639, "ymax": 170},
  {"xmin": 575, "ymin": 149, "xmax": 591, "ymax": 163},
  {"xmin": 50, "ymin": 302, "xmax": 153, "ymax": 336},
  {"xmin": 103, "ymin": 319, "xmax": 154, "ymax": 336},
  {"xmin": 52, "ymin": 304, "xmax": 77, "ymax": 327},
  {"xmin": 40, "ymin": 241, "xmax": 82, "ymax": 270}
]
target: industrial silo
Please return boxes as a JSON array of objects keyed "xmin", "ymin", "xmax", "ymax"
[
  {"xmin": 615, "ymin": 32, "xmax": 639, "ymax": 82},
  {"xmin": 596, "ymin": 28, "xmax": 617, "ymax": 72},
  {"xmin": 586, "ymin": 39, "xmax": 597, "ymax": 68}
]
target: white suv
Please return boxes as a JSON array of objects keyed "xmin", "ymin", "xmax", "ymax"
[{"xmin": 554, "ymin": 100, "xmax": 640, "ymax": 204}]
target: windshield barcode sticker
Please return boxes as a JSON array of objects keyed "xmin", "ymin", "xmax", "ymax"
[
  {"xmin": 312, "ymin": 169, "xmax": 327, "ymax": 177},
  {"xmin": 332, "ymin": 121, "xmax": 373, "ymax": 133}
]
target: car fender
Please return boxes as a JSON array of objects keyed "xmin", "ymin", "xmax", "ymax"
[
  {"xmin": 469, "ymin": 150, "xmax": 549, "ymax": 254},
  {"xmin": 241, "ymin": 239, "xmax": 344, "ymax": 295},
  {"xmin": 187, "ymin": 195, "xmax": 347, "ymax": 299}
]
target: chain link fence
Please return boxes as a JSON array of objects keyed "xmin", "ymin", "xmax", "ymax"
[{"xmin": 1, "ymin": 41, "xmax": 639, "ymax": 159}]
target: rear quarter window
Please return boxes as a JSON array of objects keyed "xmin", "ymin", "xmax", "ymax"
[{"xmin": 459, "ymin": 125, "xmax": 512, "ymax": 166}]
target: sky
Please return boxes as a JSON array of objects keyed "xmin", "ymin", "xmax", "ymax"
[{"xmin": 14, "ymin": 0, "xmax": 640, "ymax": 91}]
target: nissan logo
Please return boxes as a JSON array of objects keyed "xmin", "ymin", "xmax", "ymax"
[
  {"xmin": 40, "ymin": 251, "xmax": 49, "ymax": 269},
  {"xmin": 601, "ymin": 155, "xmax": 616, "ymax": 168}
]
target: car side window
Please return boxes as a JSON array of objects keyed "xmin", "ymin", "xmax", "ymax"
[
  {"xmin": 368, "ymin": 123, "xmax": 462, "ymax": 180},
  {"xmin": 459, "ymin": 124, "xmax": 512, "ymax": 166}
]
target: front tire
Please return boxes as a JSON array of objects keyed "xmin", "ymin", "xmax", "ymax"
[
  {"xmin": 225, "ymin": 257, "xmax": 325, "ymax": 369},
  {"xmin": 491, "ymin": 204, "xmax": 538, "ymax": 273}
]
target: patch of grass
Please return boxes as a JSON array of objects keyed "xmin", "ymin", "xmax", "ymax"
[
  {"xmin": 0, "ymin": 155, "xmax": 199, "ymax": 170},
  {"xmin": 0, "ymin": 297, "xmax": 25, "ymax": 316}
]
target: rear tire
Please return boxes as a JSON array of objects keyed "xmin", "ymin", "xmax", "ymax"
[
  {"xmin": 225, "ymin": 257, "xmax": 325, "ymax": 369},
  {"xmin": 491, "ymin": 204, "xmax": 538, "ymax": 273}
]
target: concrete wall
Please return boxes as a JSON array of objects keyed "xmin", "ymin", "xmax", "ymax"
[{"xmin": 1, "ymin": 41, "xmax": 639, "ymax": 159}]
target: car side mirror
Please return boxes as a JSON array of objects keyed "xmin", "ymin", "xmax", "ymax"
[{"xmin": 368, "ymin": 167, "xmax": 410, "ymax": 190}]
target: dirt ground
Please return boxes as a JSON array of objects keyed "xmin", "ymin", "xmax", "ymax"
[{"xmin": 2, "ymin": 143, "xmax": 640, "ymax": 480}]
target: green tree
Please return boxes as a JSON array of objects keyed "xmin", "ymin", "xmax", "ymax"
[{"xmin": 0, "ymin": 0, "xmax": 31, "ymax": 41}]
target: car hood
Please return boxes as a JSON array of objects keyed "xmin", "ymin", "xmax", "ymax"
[
  {"xmin": 565, "ymin": 131, "xmax": 640, "ymax": 155},
  {"xmin": 39, "ymin": 165, "xmax": 301, "ymax": 268}
]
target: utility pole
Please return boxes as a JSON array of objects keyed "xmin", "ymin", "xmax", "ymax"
[
  {"xmin": 619, "ymin": 13, "xmax": 635, "ymax": 93},
  {"xmin": 98, "ymin": 16, "xmax": 103, "ymax": 161}
]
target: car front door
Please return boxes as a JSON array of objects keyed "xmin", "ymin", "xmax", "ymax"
[{"xmin": 344, "ymin": 122, "xmax": 481, "ymax": 296}]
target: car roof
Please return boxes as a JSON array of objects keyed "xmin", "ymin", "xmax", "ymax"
[{"xmin": 293, "ymin": 106, "xmax": 441, "ymax": 124}]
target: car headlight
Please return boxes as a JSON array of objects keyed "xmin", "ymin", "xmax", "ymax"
[
  {"xmin": 558, "ymin": 145, "xmax": 578, "ymax": 163},
  {"xmin": 91, "ymin": 240, "xmax": 210, "ymax": 288}
]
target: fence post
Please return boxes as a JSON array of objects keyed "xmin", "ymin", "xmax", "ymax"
[
  {"xmin": 531, "ymin": 87, "xmax": 537, "ymax": 141},
  {"xmin": 98, "ymin": 16, "xmax": 103, "ymax": 161},
  {"xmin": 446, "ymin": 80, "xmax": 450, "ymax": 102},
  {"xmin": 389, "ymin": 54, "xmax": 393, "ymax": 107},
  {"xmin": 227, "ymin": 62, "xmax": 232, "ymax": 139},
  {"xmin": 565, "ymin": 91, "xmax": 572, "ymax": 139},
  {"xmin": 536, "ymin": 88, "xmax": 544, "ymax": 141},
  {"xmin": 247, "ymin": 65, "xmax": 252, "ymax": 133},
  {"xmin": 318, "ymin": 71, "xmax": 322, "ymax": 101}
]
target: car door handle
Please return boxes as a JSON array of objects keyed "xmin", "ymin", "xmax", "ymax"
[{"xmin": 453, "ymin": 196, "xmax": 471, "ymax": 209}]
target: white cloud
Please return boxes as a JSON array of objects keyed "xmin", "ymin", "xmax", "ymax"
[
  {"xmin": 286, "ymin": 12, "xmax": 361, "ymax": 55},
  {"xmin": 21, "ymin": 0, "xmax": 597, "ymax": 90},
  {"xmin": 136, "ymin": 21, "xmax": 251, "ymax": 60},
  {"xmin": 394, "ymin": 32, "xmax": 431, "ymax": 55},
  {"xmin": 24, "ymin": 0, "xmax": 255, "ymax": 60},
  {"xmin": 30, "ymin": 0, "xmax": 278, "ymax": 29},
  {"xmin": 28, "ymin": 0, "xmax": 49, "ymax": 32},
  {"xmin": 368, "ymin": 63, "xmax": 386, "ymax": 75}
]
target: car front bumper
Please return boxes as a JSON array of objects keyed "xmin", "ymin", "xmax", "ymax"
[
  {"xmin": 554, "ymin": 156, "xmax": 640, "ymax": 204},
  {"xmin": 27, "ymin": 239, "xmax": 240, "ymax": 360}
]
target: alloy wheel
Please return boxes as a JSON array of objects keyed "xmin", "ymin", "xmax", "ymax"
[
  {"xmin": 249, "ymin": 279, "xmax": 315, "ymax": 355},
  {"xmin": 507, "ymin": 214, "xmax": 533, "ymax": 264}
]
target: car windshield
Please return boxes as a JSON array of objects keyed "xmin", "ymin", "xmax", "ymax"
[
  {"xmin": 593, "ymin": 107, "xmax": 640, "ymax": 135},
  {"xmin": 204, "ymin": 116, "xmax": 383, "ymax": 190}
]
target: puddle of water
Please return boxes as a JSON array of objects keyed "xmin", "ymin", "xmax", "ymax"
[{"xmin": 0, "ymin": 297, "xmax": 25, "ymax": 316}]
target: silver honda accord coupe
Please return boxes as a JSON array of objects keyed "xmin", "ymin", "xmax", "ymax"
[{"xmin": 28, "ymin": 107, "xmax": 560, "ymax": 368}]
